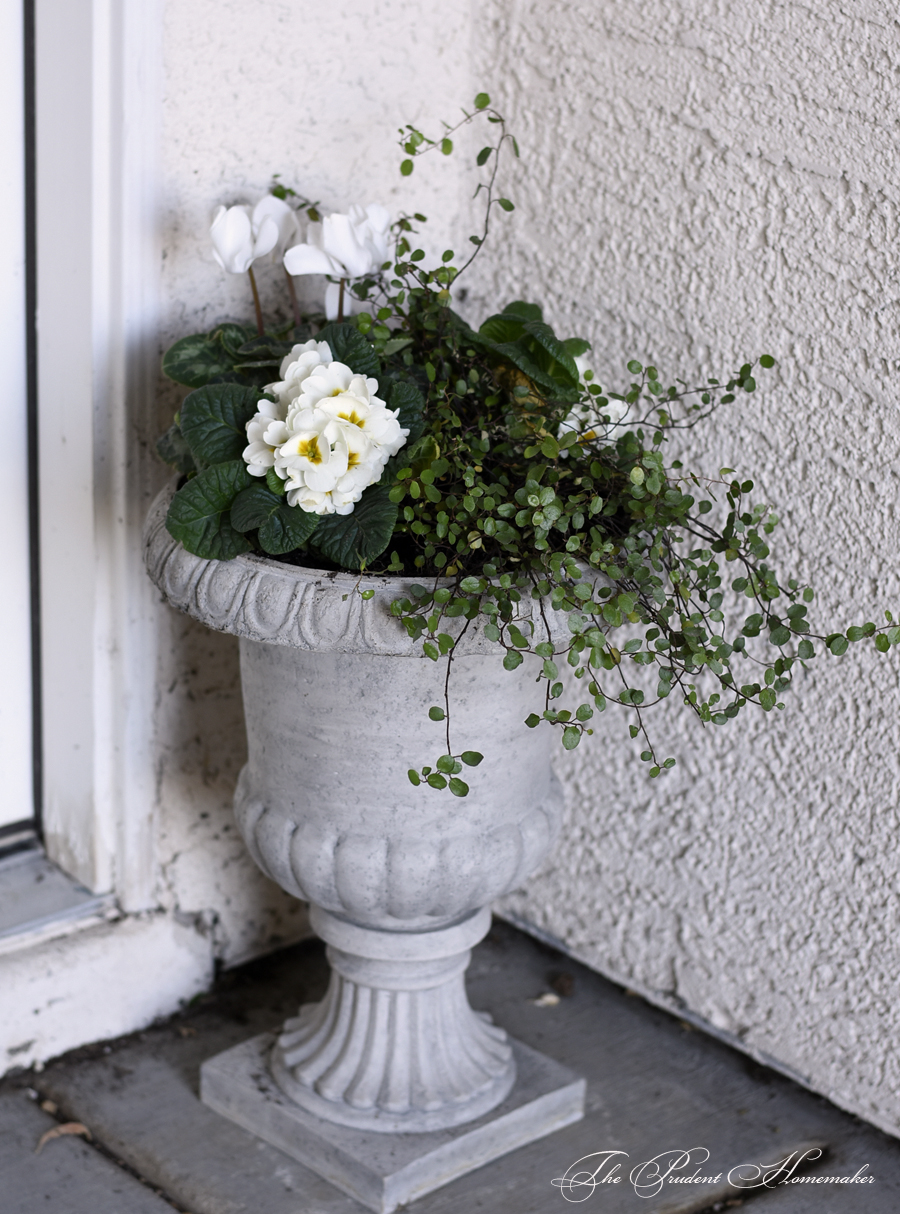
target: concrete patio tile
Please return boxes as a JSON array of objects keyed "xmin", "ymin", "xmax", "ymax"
[
  {"xmin": 18, "ymin": 920, "xmax": 900, "ymax": 1213},
  {"xmin": 0, "ymin": 1082, "xmax": 177, "ymax": 1213}
]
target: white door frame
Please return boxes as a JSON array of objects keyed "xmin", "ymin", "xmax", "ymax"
[
  {"xmin": 35, "ymin": 0, "xmax": 163, "ymax": 909},
  {"xmin": 0, "ymin": 0, "xmax": 36, "ymax": 834}
]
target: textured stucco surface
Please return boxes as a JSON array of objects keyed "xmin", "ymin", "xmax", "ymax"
[
  {"xmin": 149, "ymin": 0, "xmax": 900, "ymax": 1132},
  {"xmin": 469, "ymin": 1, "xmax": 900, "ymax": 1134}
]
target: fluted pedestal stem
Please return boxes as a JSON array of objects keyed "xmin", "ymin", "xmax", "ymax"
[{"xmin": 272, "ymin": 906, "xmax": 515, "ymax": 1132}]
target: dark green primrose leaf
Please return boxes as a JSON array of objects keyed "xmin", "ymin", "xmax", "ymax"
[
  {"xmin": 477, "ymin": 305, "xmax": 584, "ymax": 400},
  {"xmin": 165, "ymin": 461, "xmax": 252, "ymax": 560},
  {"xmin": 156, "ymin": 423, "xmax": 196, "ymax": 475},
  {"xmin": 179, "ymin": 383, "xmax": 267, "ymax": 468},
  {"xmin": 315, "ymin": 322, "xmax": 380, "ymax": 377},
  {"xmin": 563, "ymin": 336, "xmax": 591, "ymax": 359},
  {"xmin": 231, "ymin": 484, "xmax": 320, "ymax": 555},
  {"xmin": 388, "ymin": 380, "xmax": 426, "ymax": 444},
  {"xmin": 501, "ymin": 300, "xmax": 543, "ymax": 322},
  {"xmin": 312, "ymin": 484, "xmax": 398, "ymax": 569}
]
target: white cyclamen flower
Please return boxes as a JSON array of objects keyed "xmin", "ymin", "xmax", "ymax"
[
  {"xmin": 250, "ymin": 194, "xmax": 301, "ymax": 258},
  {"xmin": 283, "ymin": 204, "xmax": 392, "ymax": 320},
  {"xmin": 242, "ymin": 358, "xmax": 408, "ymax": 516},
  {"xmin": 210, "ymin": 202, "xmax": 280, "ymax": 274}
]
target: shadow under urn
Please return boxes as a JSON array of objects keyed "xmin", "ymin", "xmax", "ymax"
[{"xmin": 144, "ymin": 481, "xmax": 585, "ymax": 1211}]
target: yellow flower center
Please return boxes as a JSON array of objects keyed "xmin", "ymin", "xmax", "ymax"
[
  {"xmin": 297, "ymin": 435, "xmax": 323, "ymax": 464},
  {"xmin": 337, "ymin": 408, "xmax": 365, "ymax": 427}
]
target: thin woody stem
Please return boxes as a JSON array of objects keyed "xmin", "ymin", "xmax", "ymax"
[
  {"xmin": 284, "ymin": 268, "xmax": 302, "ymax": 328},
  {"xmin": 247, "ymin": 265, "xmax": 264, "ymax": 336}
]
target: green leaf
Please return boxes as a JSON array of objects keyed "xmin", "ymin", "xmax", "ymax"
[
  {"xmin": 315, "ymin": 322, "xmax": 381, "ymax": 377},
  {"xmin": 436, "ymin": 755, "xmax": 456, "ymax": 774},
  {"xmin": 476, "ymin": 147, "xmax": 492, "ymax": 167},
  {"xmin": 847, "ymin": 623, "xmax": 876, "ymax": 642},
  {"xmin": 215, "ymin": 323, "xmax": 260, "ymax": 357},
  {"xmin": 382, "ymin": 336, "xmax": 413, "ymax": 357},
  {"xmin": 497, "ymin": 198, "xmax": 515, "ymax": 212},
  {"xmin": 156, "ymin": 423, "xmax": 196, "ymax": 475},
  {"xmin": 797, "ymin": 638, "xmax": 815, "ymax": 660},
  {"xmin": 521, "ymin": 320, "xmax": 580, "ymax": 387},
  {"xmin": 474, "ymin": 92, "xmax": 490, "ymax": 109},
  {"xmin": 876, "ymin": 632, "xmax": 891, "ymax": 653},
  {"xmin": 179, "ymin": 383, "xmax": 265, "ymax": 467},
  {"xmin": 230, "ymin": 484, "xmax": 319, "ymax": 554},
  {"xmin": 563, "ymin": 337, "xmax": 591, "ymax": 359},
  {"xmin": 562, "ymin": 727, "xmax": 580, "ymax": 750},
  {"xmin": 503, "ymin": 650, "xmax": 524, "ymax": 671},
  {"xmin": 426, "ymin": 773, "xmax": 447, "ymax": 789},
  {"xmin": 478, "ymin": 312, "xmax": 526, "ymax": 345},
  {"xmin": 407, "ymin": 769, "xmax": 421, "ymax": 786},
  {"xmin": 265, "ymin": 466, "xmax": 286, "ymax": 495},
  {"xmin": 759, "ymin": 354, "xmax": 775, "ymax": 368},
  {"xmin": 502, "ymin": 301, "xmax": 544, "ymax": 322},
  {"xmin": 428, "ymin": 706, "xmax": 446, "ymax": 721},
  {"xmin": 388, "ymin": 380, "xmax": 426, "ymax": 444},
  {"xmin": 165, "ymin": 461, "xmax": 252, "ymax": 560},
  {"xmin": 460, "ymin": 751, "xmax": 483, "ymax": 766},
  {"xmin": 162, "ymin": 331, "xmax": 239, "ymax": 388},
  {"xmin": 769, "ymin": 626, "xmax": 791, "ymax": 646},
  {"xmin": 525, "ymin": 713, "xmax": 541, "ymax": 728},
  {"xmin": 627, "ymin": 360, "xmax": 643, "ymax": 375},
  {"xmin": 400, "ymin": 158, "xmax": 414, "ymax": 176},
  {"xmin": 312, "ymin": 484, "xmax": 398, "ymax": 569},
  {"xmin": 827, "ymin": 635, "xmax": 849, "ymax": 656},
  {"xmin": 441, "ymin": 138, "xmax": 453, "ymax": 155},
  {"xmin": 759, "ymin": 688, "xmax": 777, "ymax": 710},
  {"xmin": 449, "ymin": 777, "xmax": 469, "ymax": 797}
]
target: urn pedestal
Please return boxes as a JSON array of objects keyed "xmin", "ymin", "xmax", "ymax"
[{"xmin": 144, "ymin": 483, "xmax": 584, "ymax": 1211}]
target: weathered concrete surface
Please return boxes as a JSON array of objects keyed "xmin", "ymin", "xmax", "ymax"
[
  {"xmin": 0, "ymin": 1084, "xmax": 174, "ymax": 1214},
  {"xmin": 202, "ymin": 1033, "xmax": 582, "ymax": 1212},
  {"xmin": 27, "ymin": 922, "xmax": 900, "ymax": 1213}
]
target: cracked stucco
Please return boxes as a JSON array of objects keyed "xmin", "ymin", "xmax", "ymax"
[{"xmin": 152, "ymin": 0, "xmax": 900, "ymax": 1132}]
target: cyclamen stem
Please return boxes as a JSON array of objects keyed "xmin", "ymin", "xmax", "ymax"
[
  {"xmin": 284, "ymin": 268, "xmax": 302, "ymax": 328},
  {"xmin": 247, "ymin": 266, "xmax": 265, "ymax": 336},
  {"xmin": 337, "ymin": 277, "xmax": 346, "ymax": 323}
]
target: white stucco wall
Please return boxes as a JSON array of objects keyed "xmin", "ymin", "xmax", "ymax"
[
  {"xmin": 468, "ymin": 1, "xmax": 900, "ymax": 1134},
  {"xmin": 145, "ymin": 0, "xmax": 900, "ymax": 1134}
]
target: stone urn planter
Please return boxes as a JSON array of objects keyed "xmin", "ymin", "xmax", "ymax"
[{"xmin": 144, "ymin": 480, "xmax": 584, "ymax": 1211}]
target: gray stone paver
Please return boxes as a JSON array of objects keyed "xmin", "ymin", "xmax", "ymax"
[
  {"xmin": 0, "ymin": 1084, "xmax": 176, "ymax": 1214},
  {"xmin": 7, "ymin": 920, "xmax": 900, "ymax": 1213}
]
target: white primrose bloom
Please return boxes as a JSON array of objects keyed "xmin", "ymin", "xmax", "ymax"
[
  {"xmin": 283, "ymin": 204, "xmax": 392, "ymax": 320},
  {"xmin": 241, "ymin": 358, "xmax": 408, "ymax": 516},
  {"xmin": 243, "ymin": 399, "xmax": 287, "ymax": 476},
  {"xmin": 241, "ymin": 340, "xmax": 335, "ymax": 476},
  {"xmin": 265, "ymin": 339, "xmax": 334, "ymax": 414},
  {"xmin": 210, "ymin": 203, "xmax": 280, "ymax": 274}
]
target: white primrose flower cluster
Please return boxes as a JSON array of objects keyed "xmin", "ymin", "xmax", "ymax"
[{"xmin": 242, "ymin": 340, "xmax": 409, "ymax": 515}]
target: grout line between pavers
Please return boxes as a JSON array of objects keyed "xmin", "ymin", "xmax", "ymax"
[{"xmin": 27, "ymin": 1085, "xmax": 194, "ymax": 1214}]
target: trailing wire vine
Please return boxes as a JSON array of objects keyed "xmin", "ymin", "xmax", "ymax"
[{"xmin": 156, "ymin": 92, "xmax": 900, "ymax": 797}]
